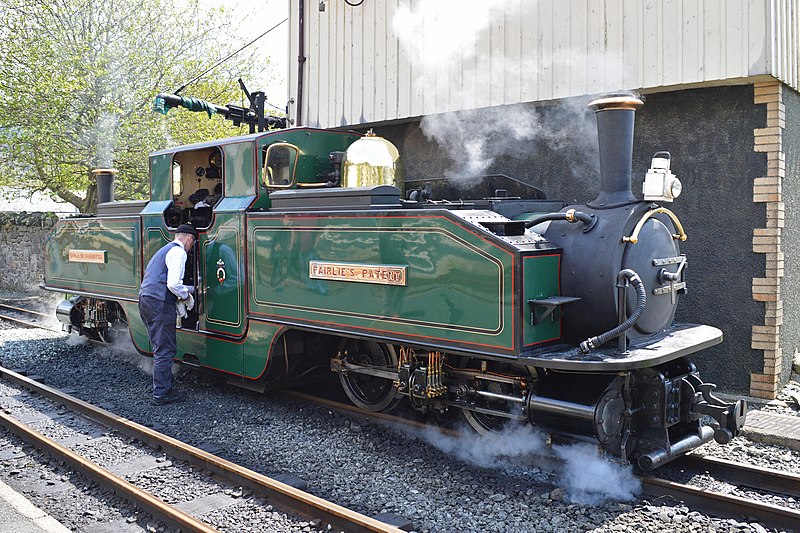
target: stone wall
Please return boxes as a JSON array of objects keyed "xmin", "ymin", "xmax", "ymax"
[{"xmin": 0, "ymin": 212, "xmax": 58, "ymax": 291}]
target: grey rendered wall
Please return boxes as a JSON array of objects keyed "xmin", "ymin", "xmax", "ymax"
[
  {"xmin": 781, "ymin": 86, "xmax": 800, "ymax": 383},
  {"xmin": 371, "ymin": 85, "xmax": 766, "ymax": 393}
]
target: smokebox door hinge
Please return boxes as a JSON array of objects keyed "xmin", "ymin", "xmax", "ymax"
[{"xmin": 528, "ymin": 296, "xmax": 581, "ymax": 326}]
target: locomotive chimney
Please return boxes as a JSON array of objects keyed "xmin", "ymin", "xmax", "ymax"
[
  {"xmin": 92, "ymin": 168, "xmax": 117, "ymax": 205},
  {"xmin": 587, "ymin": 95, "xmax": 643, "ymax": 208}
]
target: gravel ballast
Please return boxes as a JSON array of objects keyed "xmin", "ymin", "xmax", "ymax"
[{"xmin": 0, "ymin": 312, "xmax": 798, "ymax": 532}]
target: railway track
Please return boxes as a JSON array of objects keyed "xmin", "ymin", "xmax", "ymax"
[
  {"xmin": 293, "ymin": 392, "xmax": 800, "ymax": 530},
  {"xmin": 0, "ymin": 301, "xmax": 60, "ymax": 332},
  {"xmin": 0, "ymin": 365, "xmax": 406, "ymax": 532},
  {"xmin": 637, "ymin": 453, "xmax": 800, "ymax": 530},
  {"xmin": 3, "ymin": 299, "xmax": 800, "ymax": 530}
]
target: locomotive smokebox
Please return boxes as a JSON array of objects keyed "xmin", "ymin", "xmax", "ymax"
[
  {"xmin": 588, "ymin": 95, "xmax": 643, "ymax": 209},
  {"xmin": 92, "ymin": 168, "xmax": 117, "ymax": 205},
  {"xmin": 544, "ymin": 94, "xmax": 686, "ymax": 344}
]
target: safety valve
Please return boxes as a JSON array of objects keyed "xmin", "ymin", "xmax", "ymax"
[{"xmin": 643, "ymin": 151, "xmax": 682, "ymax": 203}]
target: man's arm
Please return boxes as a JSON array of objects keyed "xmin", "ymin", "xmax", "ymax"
[{"xmin": 165, "ymin": 246, "xmax": 194, "ymax": 300}]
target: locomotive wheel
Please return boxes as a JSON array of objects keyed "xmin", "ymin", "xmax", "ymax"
[
  {"xmin": 460, "ymin": 359, "xmax": 527, "ymax": 435},
  {"xmin": 339, "ymin": 340, "xmax": 401, "ymax": 412}
]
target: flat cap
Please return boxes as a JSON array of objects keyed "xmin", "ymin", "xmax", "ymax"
[{"xmin": 175, "ymin": 224, "xmax": 198, "ymax": 237}]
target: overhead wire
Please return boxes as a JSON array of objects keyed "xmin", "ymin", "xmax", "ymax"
[{"xmin": 174, "ymin": 17, "xmax": 288, "ymax": 95}]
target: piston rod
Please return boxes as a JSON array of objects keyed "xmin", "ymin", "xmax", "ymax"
[
  {"xmin": 475, "ymin": 390, "xmax": 526, "ymax": 404},
  {"xmin": 528, "ymin": 395, "xmax": 596, "ymax": 422}
]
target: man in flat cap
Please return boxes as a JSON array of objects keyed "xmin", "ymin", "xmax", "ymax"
[{"xmin": 138, "ymin": 224, "xmax": 197, "ymax": 404}]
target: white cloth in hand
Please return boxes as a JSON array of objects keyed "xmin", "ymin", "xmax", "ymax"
[{"xmin": 176, "ymin": 293, "xmax": 195, "ymax": 319}]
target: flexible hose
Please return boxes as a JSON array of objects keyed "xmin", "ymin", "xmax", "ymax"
[
  {"xmin": 579, "ymin": 269, "xmax": 647, "ymax": 353},
  {"xmin": 524, "ymin": 210, "xmax": 596, "ymax": 231}
]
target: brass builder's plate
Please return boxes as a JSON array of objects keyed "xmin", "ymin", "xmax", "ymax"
[
  {"xmin": 68, "ymin": 250, "xmax": 108, "ymax": 264},
  {"xmin": 309, "ymin": 260, "xmax": 407, "ymax": 287}
]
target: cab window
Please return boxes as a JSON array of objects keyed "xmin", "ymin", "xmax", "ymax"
[
  {"xmin": 172, "ymin": 161, "xmax": 183, "ymax": 196},
  {"xmin": 263, "ymin": 143, "xmax": 299, "ymax": 188}
]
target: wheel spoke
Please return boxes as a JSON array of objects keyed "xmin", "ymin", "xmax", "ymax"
[
  {"xmin": 339, "ymin": 341, "xmax": 399, "ymax": 412},
  {"xmin": 460, "ymin": 360, "xmax": 528, "ymax": 435}
]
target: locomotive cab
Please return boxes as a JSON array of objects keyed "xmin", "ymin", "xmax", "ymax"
[{"xmin": 165, "ymin": 146, "xmax": 224, "ymax": 230}]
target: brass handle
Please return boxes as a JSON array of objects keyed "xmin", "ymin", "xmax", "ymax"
[{"xmin": 622, "ymin": 207, "xmax": 687, "ymax": 244}]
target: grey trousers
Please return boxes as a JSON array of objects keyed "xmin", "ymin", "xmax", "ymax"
[{"xmin": 138, "ymin": 295, "xmax": 177, "ymax": 397}]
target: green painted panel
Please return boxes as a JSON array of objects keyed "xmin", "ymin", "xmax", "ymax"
[
  {"xmin": 122, "ymin": 289, "xmax": 251, "ymax": 378},
  {"xmin": 522, "ymin": 254, "xmax": 562, "ymax": 347},
  {"xmin": 223, "ymin": 141, "xmax": 255, "ymax": 197},
  {"xmin": 44, "ymin": 218, "xmax": 141, "ymax": 298},
  {"xmin": 150, "ymin": 154, "xmax": 172, "ymax": 201},
  {"xmin": 241, "ymin": 320, "xmax": 283, "ymax": 379},
  {"xmin": 248, "ymin": 212, "xmax": 516, "ymax": 353},
  {"xmin": 142, "ymin": 216, "xmax": 173, "ymax": 263},
  {"xmin": 200, "ymin": 211, "xmax": 245, "ymax": 336}
]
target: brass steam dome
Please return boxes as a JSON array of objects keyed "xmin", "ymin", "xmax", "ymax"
[{"xmin": 342, "ymin": 130, "xmax": 403, "ymax": 189}]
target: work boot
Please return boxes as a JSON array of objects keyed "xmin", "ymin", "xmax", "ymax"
[{"xmin": 150, "ymin": 389, "xmax": 187, "ymax": 405}]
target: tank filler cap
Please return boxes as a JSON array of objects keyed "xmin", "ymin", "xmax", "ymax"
[{"xmin": 342, "ymin": 129, "xmax": 403, "ymax": 190}]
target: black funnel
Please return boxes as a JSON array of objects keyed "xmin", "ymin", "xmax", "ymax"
[
  {"xmin": 587, "ymin": 96, "xmax": 643, "ymax": 208},
  {"xmin": 92, "ymin": 168, "xmax": 117, "ymax": 205}
]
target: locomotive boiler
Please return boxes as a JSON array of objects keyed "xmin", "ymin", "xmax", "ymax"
[{"xmin": 42, "ymin": 93, "xmax": 746, "ymax": 469}]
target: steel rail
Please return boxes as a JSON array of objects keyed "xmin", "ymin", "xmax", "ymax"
[
  {"xmin": 286, "ymin": 389, "xmax": 463, "ymax": 437},
  {"xmin": 0, "ymin": 312, "xmax": 61, "ymax": 333},
  {"xmin": 0, "ymin": 411, "xmax": 219, "ymax": 532},
  {"xmin": 680, "ymin": 453, "xmax": 800, "ymax": 499},
  {"xmin": 0, "ymin": 302, "xmax": 52, "ymax": 319},
  {"xmin": 0, "ymin": 366, "xmax": 404, "ymax": 533},
  {"xmin": 0, "ymin": 303, "xmax": 62, "ymax": 334},
  {"xmin": 640, "ymin": 476, "xmax": 800, "ymax": 530}
]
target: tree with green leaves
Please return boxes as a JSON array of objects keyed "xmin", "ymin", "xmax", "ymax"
[{"xmin": 0, "ymin": 0, "xmax": 277, "ymax": 212}]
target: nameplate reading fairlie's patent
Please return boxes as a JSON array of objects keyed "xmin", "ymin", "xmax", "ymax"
[
  {"xmin": 309, "ymin": 261, "xmax": 407, "ymax": 286},
  {"xmin": 68, "ymin": 250, "xmax": 108, "ymax": 264}
]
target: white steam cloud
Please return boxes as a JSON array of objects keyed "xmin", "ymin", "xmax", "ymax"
[
  {"xmin": 65, "ymin": 333, "xmax": 89, "ymax": 346},
  {"xmin": 393, "ymin": 0, "xmax": 630, "ymax": 185},
  {"xmin": 96, "ymin": 333, "xmax": 181, "ymax": 378},
  {"xmin": 392, "ymin": 0, "xmax": 504, "ymax": 64},
  {"xmin": 93, "ymin": 113, "xmax": 120, "ymax": 169},
  {"xmin": 554, "ymin": 442, "xmax": 641, "ymax": 504},
  {"xmin": 416, "ymin": 424, "xmax": 545, "ymax": 469},
  {"xmin": 405, "ymin": 422, "xmax": 640, "ymax": 505}
]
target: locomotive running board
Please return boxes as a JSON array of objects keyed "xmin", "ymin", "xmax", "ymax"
[{"xmin": 517, "ymin": 323, "xmax": 722, "ymax": 372}]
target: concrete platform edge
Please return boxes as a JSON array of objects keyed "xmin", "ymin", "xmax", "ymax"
[{"xmin": 0, "ymin": 478, "xmax": 71, "ymax": 533}]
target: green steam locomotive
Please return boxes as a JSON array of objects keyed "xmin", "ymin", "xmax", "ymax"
[{"xmin": 42, "ymin": 93, "xmax": 745, "ymax": 469}]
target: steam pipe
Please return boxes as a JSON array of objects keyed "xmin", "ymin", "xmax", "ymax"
[
  {"xmin": 587, "ymin": 96, "xmax": 643, "ymax": 209},
  {"xmin": 524, "ymin": 209, "xmax": 597, "ymax": 232},
  {"xmin": 296, "ymin": 0, "xmax": 306, "ymax": 126},
  {"xmin": 579, "ymin": 269, "xmax": 646, "ymax": 353}
]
